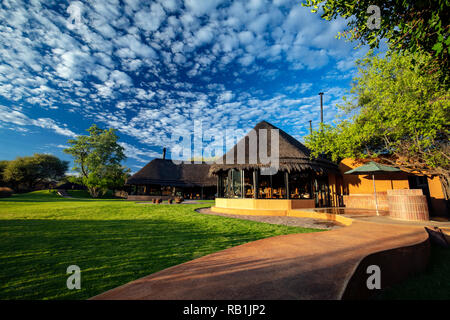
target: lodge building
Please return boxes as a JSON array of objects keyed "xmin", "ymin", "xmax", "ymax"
[
  {"xmin": 126, "ymin": 120, "xmax": 447, "ymax": 217},
  {"xmin": 126, "ymin": 153, "xmax": 216, "ymax": 200}
]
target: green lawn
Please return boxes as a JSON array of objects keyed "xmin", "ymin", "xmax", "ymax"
[{"xmin": 0, "ymin": 190, "xmax": 321, "ymax": 300}]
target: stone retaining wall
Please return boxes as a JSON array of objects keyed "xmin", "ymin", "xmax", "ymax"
[{"xmin": 343, "ymin": 192, "xmax": 389, "ymax": 211}]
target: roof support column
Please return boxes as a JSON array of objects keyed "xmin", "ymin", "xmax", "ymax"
[
  {"xmin": 285, "ymin": 171, "xmax": 289, "ymax": 199},
  {"xmin": 253, "ymin": 169, "xmax": 258, "ymax": 199},
  {"xmin": 240, "ymin": 169, "xmax": 244, "ymax": 198},
  {"xmin": 216, "ymin": 175, "xmax": 220, "ymax": 198}
]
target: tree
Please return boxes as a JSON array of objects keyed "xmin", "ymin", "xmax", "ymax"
[
  {"xmin": 3, "ymin": 154, "xmax": 68, "ymax": 190},
  {"xmin": 302, "ymin": 0, "xmax": 449, "ymax": 81},
  {"xmin": 64, "ymin": 124, "xmax": 128, "ymax": 198},
  {"xmin": 304, "ymin": 51, "xmax": 450, "ymax": 199},
  {"xmin": 0, "ymin": 160, "xmax": 9, "ymax": 186}
]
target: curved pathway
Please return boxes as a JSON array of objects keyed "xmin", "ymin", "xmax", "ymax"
[{"xmin": 91, "ymin": 210, "xmax": 437, "ymax": 300}]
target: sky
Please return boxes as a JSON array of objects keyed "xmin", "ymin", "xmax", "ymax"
[{"xmin": 0, "ymin": 0, "xmax": 372, "ymax": 173}]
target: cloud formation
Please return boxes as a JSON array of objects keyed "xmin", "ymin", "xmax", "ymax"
[{"xmin": 0, "ymin": 0, "xmax": 366, "ymax": 167}]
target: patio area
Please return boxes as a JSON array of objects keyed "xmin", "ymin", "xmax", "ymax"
[{"xmin": 91, "ymin": 206, "xmax": 441, "ymax": 300}]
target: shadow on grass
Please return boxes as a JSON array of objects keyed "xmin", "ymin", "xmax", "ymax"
[{"xmin": 1, "ymin": 193, "xmax": 122, "ymax": 203}]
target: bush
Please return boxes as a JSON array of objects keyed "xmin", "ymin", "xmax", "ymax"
[{"xmin": 0, "ymin": 187, "xmax": 13, "ymax": 198}]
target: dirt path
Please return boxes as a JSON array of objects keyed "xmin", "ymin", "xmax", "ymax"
[{"xmin": 196, "ymin": 207, "xmax": 342, "ymax": 230}]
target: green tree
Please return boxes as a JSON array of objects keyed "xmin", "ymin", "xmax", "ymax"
[
  {"xmin": 64, "ymin": 124, "xmax": 128, "ymax": 198},
  {"xmin": 305, "ymin": 51, "xmax": 450, "ymax": 199},
  {"xmin": 3, "ymin": 154, "xmax": 68, "ymax": 190},
  {"xmin": 0, "ymin": 160, "xmax": 9, "ymax": 186},
  {"xmin": 302, "ymin": 0, "xmax": 449, "ymax": 80}
]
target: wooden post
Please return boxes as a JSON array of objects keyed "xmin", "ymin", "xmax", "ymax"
[
  {"xmin": 253, "ymin": 169, "xmax": 258, "ymax": 199},
  {"xmin": 285, "ymin": 171, "xmax": 289, "ymax": 199},
  {"xmin": 241, "ymin": 169, "xmax": 244, "ymax": 198},
  {"xmin": 217, "ymin": 175, "xmax": 220, "ymax": 198}
]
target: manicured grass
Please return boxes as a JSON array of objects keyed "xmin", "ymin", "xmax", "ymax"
[
  {"xmin": 66, "ymin": 189, "xmax": 116, "ymax": 199},
  {"xmin": 0, "ymin": 190, "xmax": 322, "ymax": 300},
  {"xmin": 376, "ymin": 246, "xmax": 450, "ymax": 300}
]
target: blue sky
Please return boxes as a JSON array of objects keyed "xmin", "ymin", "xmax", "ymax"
[{"xmin": 0, "ymin": 0, "xmax": 371, "ymax": 173}]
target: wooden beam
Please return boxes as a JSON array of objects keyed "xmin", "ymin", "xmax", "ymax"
[
  {"xmin": 285, "ymin": 171, "xmax": 289, "ymax": 199},
  {"xmin": 241, "ymin": 169, "xmax": 244, "ymax": 198},
  {"xmin": 253, "ymin": 169, "xmax": 258, "ymax": 199},
  {"xmin": 216, "ymin": 175, "xmax": 220, "ymax": 198}
]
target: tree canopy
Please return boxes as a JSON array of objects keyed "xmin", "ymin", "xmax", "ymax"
[
  {"xmin": 302, "ymin": 0, "xmax": 449, "ymax": 80},
  {"xmin": 64, "ymin": 124, "xmax": 128, "ymax": 198},
  {"xmin": 0, "ymin": 160, "xmax": 8, "ymax": 186},
  {"xmin": 305, "ymin": 51, "xmax": 450, "ymax": 198},
  {"xmin": 3, "ymin": 154, "xmax": 68, "ymax": 190}
]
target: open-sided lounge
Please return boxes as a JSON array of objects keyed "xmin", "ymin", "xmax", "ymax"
[
  {"xmin": 210, "ymin": 121, "xmax": 342, "ymax": 213},
  {"xmin": 126, "ymin": 156, "xmax": 216, "ymax": 200}
]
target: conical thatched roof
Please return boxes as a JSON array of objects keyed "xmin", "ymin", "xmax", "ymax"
[
  {"xmin": 209, "ymin": 121, "xmax": 338, "ymax": 174},
  {"xmin": 127, "ymin": 159, "xmax": 216, "ymax": 187}
]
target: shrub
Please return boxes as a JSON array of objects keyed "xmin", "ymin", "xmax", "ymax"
[{"xmin": 0, "ymin": 187, "xmax": 13, "ymax": 198}]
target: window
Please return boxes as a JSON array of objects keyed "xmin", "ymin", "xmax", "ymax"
[
  {"xmin": 229, "ymin": 169, "xmax": 242, "ymax": 198},
  {"xmin": 289, "ymin": 172, "xmax": 312, "ymax": 199},
  {"xmin": 243, "ymin": 170, "xmax": 254, "ymax": 198},
  {"xmin": 314, "ymin": 176, "xmax": 331, "ymax": 207},
  {"xmin": 258, "ymin": 170, "xmax": 287, "ymax": 199}
]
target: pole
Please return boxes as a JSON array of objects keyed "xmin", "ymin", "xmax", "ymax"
[
  {"xmin": 253, "ymin": 169, "xmax": 258, "ymax": 199},
  {"xmin": 217, "ymin": 175, "xmax": 220, "ymax": 198},
  {"xmin": 309, "ymin": 120, "xmax": 313, "ymax": 134},
  {"xmin": 372, "ymin": 174, "xmax": 379, "ymax": 216},
  {"xmin": 285, "ymin": 171, "xmax": 289, "ymax": 199},
  {"xmin": 318, "ymin": 92, "xmax": 324, "ymax": 123}
]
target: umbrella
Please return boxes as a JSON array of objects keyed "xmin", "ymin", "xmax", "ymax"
[{"xmin": 345, "ymin": 161, "xmax": 402, "ymax": 215}]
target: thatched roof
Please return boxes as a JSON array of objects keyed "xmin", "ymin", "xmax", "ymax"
[
  {"xmin": 126, "ymin": 159, "xmax": 216, "ymax": 187},
  {"xmin": 209, "ymin": 120, "xmax": 339, "ymax": 175}
]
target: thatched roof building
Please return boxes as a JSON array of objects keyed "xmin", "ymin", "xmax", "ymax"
[
  {"xmin": 127, "ymin": 158, "xmax": 216, "ymax": 187},
  {"xmin": 209, "ymin": 120, "xmax": 338, "ymax": 174}
]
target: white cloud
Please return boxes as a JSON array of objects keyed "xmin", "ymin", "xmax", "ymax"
[
  {"xmin": 0, "ymin": 0, "xmax": 365, "ymax": 166},
  {"xmin": 0, "ymin": 105, "xmax": 76, "ymax": 137},
  {"xmin": 185, "ymin": 0, "xmax": 224, "ymax": 16}
]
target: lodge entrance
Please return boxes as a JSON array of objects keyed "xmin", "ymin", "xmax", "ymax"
[{"xmin": 217, "ymin": 169, "xmax": 332, "ymax": 208}]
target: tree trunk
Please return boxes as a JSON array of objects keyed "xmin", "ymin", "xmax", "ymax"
[{"xmin": 88, "ymin": 186, "xmax": 99, "ymax": 198}]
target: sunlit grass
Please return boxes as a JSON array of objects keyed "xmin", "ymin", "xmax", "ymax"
[{"xmin": 0, "ymin": 190, "xmax": 321, "ymax": 300}]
